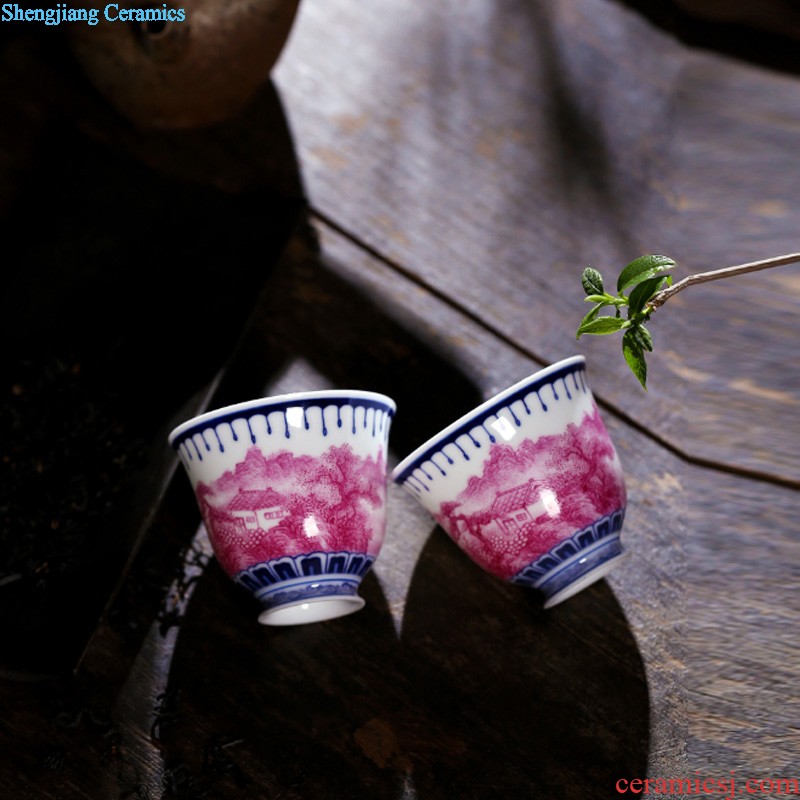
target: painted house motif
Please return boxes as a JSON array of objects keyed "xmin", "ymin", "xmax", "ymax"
[
  {"xmin": 226, "ymin": 488, "xmax": 289, "ymax": 532},
  {"xmin": 490, "ymin": 479, "xmax": 548, "ymax": 535}
]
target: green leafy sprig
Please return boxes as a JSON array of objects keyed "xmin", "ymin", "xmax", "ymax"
[
  {"xmin": 575, "ymin": 251, "xmax": 799, "ymax": 391},
  {"xmin": 576, "ymin": 255, "xmax": 675, "ymax": 390}
]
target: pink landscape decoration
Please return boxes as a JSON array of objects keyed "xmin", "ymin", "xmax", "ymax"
[
  {"xmin": 195, "ymin": 444, "xmax": 387, "ymax": 575},
  {"xmin": 433, "ymin": 406, "xmax": 626, "ymax": 580}
]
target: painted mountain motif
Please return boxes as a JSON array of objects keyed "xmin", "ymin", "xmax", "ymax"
[
  {"xmin": 195, "ymin": 444, "xmax": 387, "ymax": 575},
  {"xmin": 434, "ymin": 406, "xmax": 626, "ymax": 580}
]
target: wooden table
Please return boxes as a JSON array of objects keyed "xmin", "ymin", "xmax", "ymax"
[{"xmin": 1, "ymin": 0, "xmax": 798, "ymax": 796}]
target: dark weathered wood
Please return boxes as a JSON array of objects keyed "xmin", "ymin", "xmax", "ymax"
[
  {"xmin": 312, "ymin": 220, "xmax": 800, "ymax": 777},
  {"xmin": 670, "ymin": 0, "xmax": 800, "ymax": 41},
  {"xmin": 2, "ymin": 217, "xmax": 797, "ymax": 796},
  {"xmin": 618, "ymin": 0, "xmax": 800, "ymax": 78},
  {"xmin": 2, "ymin": 1, "xmax": 799, "ymax": 794},
  {"xmin": 273, "ymin": 0, "xmax": 800, "ymax": 484},
  {"xmin": 0, "ymin": 221, "xmax": 668, "ymax": 797},
  {"xmin": 0, "ymin": 34, "xmax": 304, "ymax": 677},
  {"xmin": 685, "ymin": 471, "xmax": 800, "ymax": 773}
]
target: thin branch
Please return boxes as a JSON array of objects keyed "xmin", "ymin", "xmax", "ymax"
[{"xmin": 647, "ymin": 252, "xmax": 800, "ymax": 310}]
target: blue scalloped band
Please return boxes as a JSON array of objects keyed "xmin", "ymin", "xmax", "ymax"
[
  {"xmin": 511, "ymin": 508, "xmax": 625, "ymax": 600},
  {"xmin": 234, "ymin": 551, "xmax": 375, "ymax": 611}
]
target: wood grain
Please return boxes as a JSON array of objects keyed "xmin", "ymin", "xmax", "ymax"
[
  {"xmin": 2, "ymin": 216, "xmax": 796, "ymax": 796},
  {"xmin": 685, "ymin": 471, "xmax": 800, "ymax": 773},
  {"xmin": 0, "ymin": 221, "xmax": 674, "ymax": 797},
  {"xmin": 273, "ymin": 0, "xmax": 800, "ymax": 483},
  {"xmin": 2, "ymin": 1, "xmax": 798, "ymax": 793}
]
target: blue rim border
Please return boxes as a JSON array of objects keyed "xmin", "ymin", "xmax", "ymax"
[
  {"xmin": 392, "ymin": 356, "xmax": 586, "ymax": 485},
  {"xmin": 169, "ymin": 390, "xmax": 396, "ymax": 452}
]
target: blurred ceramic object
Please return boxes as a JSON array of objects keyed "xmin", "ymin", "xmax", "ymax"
[
  {"xmin": 68, "ymin": 0, "xmax": 300, "ymax": 129},
  {"xmin": 170, "ymin": 390, "xmax": 395, "ymax": 625},
  {"xmin": 672, "ymin": 0, "xmax": 800, "ymax": 40},
  {"xmin": 393, "ymin": 356, "xmax": 627, "ymax": 608}
]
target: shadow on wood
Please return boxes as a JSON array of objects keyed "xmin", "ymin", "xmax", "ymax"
[
  {"xmin": 0, "ymin": 70, "xmax": 303, "ymax": 676},
  {"xmin": 400, "ymin": 528, "xmax": 649, "ymax": 799},
  {"xmin": 144, "ymin": 230, "xmax": 649, "ymax": 799},
  {"xmin": 152, "ymin": 524, "xmax": 648, "ymax": 799},
  {"xmin": 610, "ymin": 0, "xmax": 800, "ymax": 74}
]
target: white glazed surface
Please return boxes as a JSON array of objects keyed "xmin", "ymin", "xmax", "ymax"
[
  {"xmin": 171, "ymin": 390, "xmax": 395, "ymax": 489},
  {"xmin": 393, "ymin": 359, "xmax": 595, "ymax": 510},
  {"xmin": 169, "ymin": 391, "xmax": 395, "ymax": 625},
  {"xmin": 392, "ymin": 357, "xmax": 627, "ymax": 590}
]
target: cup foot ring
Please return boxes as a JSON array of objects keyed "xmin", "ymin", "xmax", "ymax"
[
  {"xmin": 258, "ymin": 594, "xmax": 366, "ymax": 626},
  {"xmin": 513, "ymin": 532, "xmax": 625, "ymax": 608},
  {"xmin": 542, "ymin": 552, "xmax": 626, "ymax": 608}
]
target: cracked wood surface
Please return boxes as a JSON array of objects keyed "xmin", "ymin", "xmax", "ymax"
[
  {"xmin": 274, "ymin": 0, "xmax": 800, "ymax": 485},
  {"xmin": 1, "ymin": 0, "xmax": 798, "ymax": 796}
]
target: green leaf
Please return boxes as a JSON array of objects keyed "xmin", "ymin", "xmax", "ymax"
[
  {"xmin": 582, "ymin": 267, "xmax": 604, "ymax": 296},
  {"xmin": 622, "ymin": 329, "xmax": 648, "ymax": 390},
  {"xmin": 581, "ymin": 305, "xmax": 602, "ymax": 324},
  {"xmin": 634, "ymin": 323, "xmax": 654, "ymax": 352},
  {"xmin": 628, "ymin": 275, "xmax": 669, "ymax": 315},
  {"xmin": 617, "ymin": 255, "xmax": 675, "ymax": 293},
  {"xmin": 576, "ymin": 316, "xmax": 630, "ymax": 338},
  {"xmin": 584, "ymin": 294, "xmax": 608, "ymax": 304},
  {"xmin": 576, "ymin": 305, "xmax": 602, "ymax": 338}
]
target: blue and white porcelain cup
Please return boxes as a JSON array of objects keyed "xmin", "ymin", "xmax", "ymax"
[
  {"xmin": 392, "ymin": 356, "xmax": 627, "ymax": 608},
  {"xmin": 170, "ymin": 390, "xmax": 396, "ymax": 625}
]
